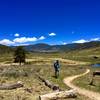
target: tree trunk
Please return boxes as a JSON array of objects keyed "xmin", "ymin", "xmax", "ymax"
[
  {"xmin": 0, "ymin": 81, "xmax": 23, "ymax": 90},
  {"xmin": 37, "ymin": 74, "xmax": 61, "ymax": 91},
  {"xmin": 39, "ymin": 89, "xmax": 77, "ymax": 100}
]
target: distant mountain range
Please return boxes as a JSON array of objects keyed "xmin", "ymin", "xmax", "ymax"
[
  {"xmin": 22, "ymin": 41, "xmax": 100, "ymax": 52},
  {"xmin": 0, "ymin": 41, "xmax": 100, "ymax": 53}
]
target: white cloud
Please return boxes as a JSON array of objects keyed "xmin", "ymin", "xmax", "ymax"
[
  {"xmin": 61, "ymin": 41, "xmax": 67, "ymax": 45},
  {"xmin": 13, "ymin": 36, "xmax": 46, "ymax": 44},
  {"xmin": 38, "ymin": 36, "xmax": 45, "ymax": 40},
  {"xmin": 63, "ymin": 42, "xmax": 67, "ymax": 45},
  {"xmin": 14, "ymin": 33, "xmax": 20, "ymax": 37},
  {"xmin": 73, "ymin": 39, "xmax": 88, "ymax": 43},
  {"xmin": 73, "ymin": 37, "xmax": 100, "ymax": 44},
  {"xmin": 13, "ymin": 37, "xmax": 38, "ymax": 43},
  {"xmin": 91, "ymin": 38, "xmax": 100, "ymax": 41},
  {"xmin": 0, "ymin": 35, "xmax": 46, "ymax": 46},
  {"xmin": 49, "ymin": 33, "xmax": 56, "ymax": 36},
  {"xmin": 0, "ymin": 39, "xmax": 14, "ymax": 45}
]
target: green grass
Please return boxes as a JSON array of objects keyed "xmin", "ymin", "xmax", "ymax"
[
  {"xmin": 0, "ymin": 47, "xmax": 99, "ymax": 100},
  {"xmin": 73, "ymin": 66, "xmax": 100, "ymax": 93},
  {"xmin": 0, "ymin": 62, "xmax": 90, "ymax": 100},
  {"xmin": 1, "ymin": 46, "xmax": 100, "ymax": 64},
  {"xmin": 63, "ymin": 47, "xmax": 100, "ymax": 64}
]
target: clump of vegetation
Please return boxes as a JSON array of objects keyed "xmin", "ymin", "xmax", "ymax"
[
  {"xmin": 14, "ymin": 46, "xmax": 26, "ymax": 65},
  {"xmin": 1, "ymin": 67, "xmax": 28, "ymax": 78}
]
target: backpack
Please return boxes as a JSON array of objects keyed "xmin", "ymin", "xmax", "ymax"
[{"xmin": 54, "ymin": 62, "xmax": 60, "ymax": 71}]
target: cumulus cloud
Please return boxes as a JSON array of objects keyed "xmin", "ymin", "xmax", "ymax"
[
  {"xmin": 63, "ymin": 42, "xmax": 67, "ymax": 45},
  {"xmin": 0, "ymin": 39, "xmax": 14, "ymax": 45},
  {"xmin": 0, "ymin": 35, "xmax": 47, "ymax": 46},
  {"xmin": 61, "ymin": 41, "xmax": 67, "ymax": 45},
  {"xmin": 73, "ymin": 39, "xmax": 88, "ymax": 43},
  {"xmin": 13, "ymin": 37, "xmax": 38, "ymax": 43},
  {"xmin": 14, "ymin": 33, "xmax": 20, "ymax": 37},
  {"xmin": 38, "ymin": 36, "xmax": 45, "ymax": 40},
  {"xmin": 49, "ymin": 33, "xmax": 56, "ymax": 36},
  {"xmin": 13, "ymin": 36, "xmax": 46, "ymax": 43},
  {"xmin": 73, "ymin": 37, "xmax": 100, "ymax": 44},
  {"xmin": 91, "ymin": 38, "xmax": 100, "ymax": 41}
]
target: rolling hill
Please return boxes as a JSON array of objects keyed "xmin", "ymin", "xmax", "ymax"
[
  {"xmin": 23, "ymin": 41, "xmax": 100, "ymax": 52},
  {"xmin": 0, "ymin": 41, "xmax": 100, "ymax": 53}
]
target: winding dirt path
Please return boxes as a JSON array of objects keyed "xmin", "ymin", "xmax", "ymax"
[{"xmin": 64, "ymin": 69, "xmax": 100, "ymax": 100}]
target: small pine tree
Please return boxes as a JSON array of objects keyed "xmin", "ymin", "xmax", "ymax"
[{"xmin": 14, "ymin": 46, "xmax": 26, "ymax": 65}]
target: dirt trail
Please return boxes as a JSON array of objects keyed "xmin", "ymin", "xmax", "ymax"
[
  {"xmin": 0, "ymin": 58, "xmax": 88, "ymax": 67},
  {"xmin": 64, "ymin": 69, "xmax": 100, "ymax": 100},
  {"xmin": 26, "ymin": 58, "xmax": 88, "ymax": 65}
]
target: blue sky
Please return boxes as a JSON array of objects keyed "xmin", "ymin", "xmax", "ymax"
[{"xmin": 0, "ymin": 0, "xmax": 100, "ymax": 46}]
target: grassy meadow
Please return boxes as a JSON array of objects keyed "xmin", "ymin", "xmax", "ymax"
[
  {"xmin": 73, "ymin": 66, "xmax": 100, "ymax": 93},
  {"xmin": 0, "ymin": 48, "xmax": 99, "ymax": 100}
]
